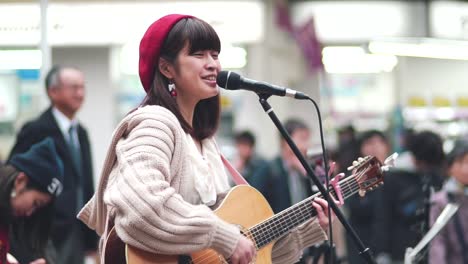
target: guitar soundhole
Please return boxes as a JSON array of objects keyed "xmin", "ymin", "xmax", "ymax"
[{"xmin": 178, "ymin": 255, "xmax": 192, "ymax": 264}]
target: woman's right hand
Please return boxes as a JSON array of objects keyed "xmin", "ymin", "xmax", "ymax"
[{"xmin": 229, "ymin": 236, "xmax": 256, "ymax": 264}]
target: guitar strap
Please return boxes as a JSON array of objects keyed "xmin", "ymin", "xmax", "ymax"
[{"xmin": 220, "ymin": 154, "xmax": 249, "ymax": 185}]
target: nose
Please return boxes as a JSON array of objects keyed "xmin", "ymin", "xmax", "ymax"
[
  {"xmin": 75, "ymin": 86, "xmax": 85, "ymax": 98},
  {"xmin": 205, "ymin": 54, "xmax": 218, "ymax": 70}
]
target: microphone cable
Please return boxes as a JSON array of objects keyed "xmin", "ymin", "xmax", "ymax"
[{"xmin": 305, "ymin": 94, "xmax": 335, "ymax": 264}]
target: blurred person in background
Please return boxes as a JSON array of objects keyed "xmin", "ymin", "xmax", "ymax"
[
  {"xmin": 77, "ymin": 14, "xmax": 333, "ymax": 264},
  {"xmin": 345, "ymin": 130, "xmax": 390, "ymax": 264},
  {"xmin": 233, "ymin": 130, "xmax": 268, "ymax": 183},
  {"xmin": 251, "ymin": 118, "xmax": 314, "ymax": 214},
  {"xmin": 251, "ymin": 118, "xmax": 319, "ymax": 264},
  {"xmin": 429, "ymin": 140, "xmax": 468, "ymax": 264},
  {"xmin": 335, "ymin": 125, "xmax": 360, "ymax": 175},
  {"xmin": 8, "ymin": 66, "xmax": 97, "ymax": 264},
  {"xmin": 393, "ymin": 128, "xmax": 415, "ymax": 171},
  {"xmin": 374, "ymin": 131, "xmax": 445, "ymax": 264},
  {"xmin": 1, "ymin": 138, "xmax": 64, "ymax": 264}
]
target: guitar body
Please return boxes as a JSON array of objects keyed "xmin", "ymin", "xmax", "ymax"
[{"xmin": 106, "ymin": 185, "xmax": 275, "ymax": 264}]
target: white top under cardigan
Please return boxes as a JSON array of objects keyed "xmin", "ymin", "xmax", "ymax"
[
  {"xmin": 77, "ymin": 105, "xmax": 327, "ymax": 264},
  {"xmin": 184, "ymin": 133, "xmax": 231, "ymax": 206}
]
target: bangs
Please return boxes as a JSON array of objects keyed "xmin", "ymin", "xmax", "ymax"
[
  {"xmin": 162, "ymin": 17, "xmax": 221, "ymax": 61},
  {"xmin": 183, "ymin": 18, "xmax": 221, "ymax": 53}
]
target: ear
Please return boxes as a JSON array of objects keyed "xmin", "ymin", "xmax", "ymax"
[
  {"xmin": 158, "ymin": 58, "xmax": 175, "ymax": 79},
  {"xmin": 47, "ymin": 87, "xmax": 59, "ymax": 101},
  {"xmin": 14, "ymin": 172, "xmax": 29, "ymax": 192}
]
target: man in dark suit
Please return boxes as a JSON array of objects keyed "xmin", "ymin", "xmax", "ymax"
[
  {"xmin": 251, "ymin": 118, "xmax": 314, "ymax": 213},
  {"xmin": 8, "ymin": 66, "xmax": 97, "ymax": 264},
  {"xmin": 250, "ymin": 119, "xmax": 315, "ymax": 264}
]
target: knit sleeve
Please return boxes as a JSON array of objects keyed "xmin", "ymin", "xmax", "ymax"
[
  {"xmin": 271, "ymin": 218, "xmax": 327, "ymax": 264},
  {"xmin": 103, "ymin": 108, "xmax": 240, "ymax": 258}
]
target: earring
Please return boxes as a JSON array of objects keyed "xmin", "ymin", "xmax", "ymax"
[
  {"xmin": 168, "ymin": 81, "xmax": 177, "ymax": 97},
  {"xmin": 11, "ymin": 190, "xmax": 16, "ymax": 198}
]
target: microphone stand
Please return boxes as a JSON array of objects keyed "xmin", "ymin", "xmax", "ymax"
[{"xmin": 257, "ymin": 94, "xmax": 376, "ymax": 264}]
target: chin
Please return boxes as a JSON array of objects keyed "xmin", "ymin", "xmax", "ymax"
[
  {"xmin": 206, "ymin": 94, "xmax": 218, "ymax": 100},
  {"xmin": 200, "ymin": 92, "xmax": 218, "ymax": 100},
  {"xmin": 210, "ymin": 87, "xmax": 220, "ymax": 97}
]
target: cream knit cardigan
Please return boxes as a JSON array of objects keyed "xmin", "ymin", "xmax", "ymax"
[{"xmin": 78, "ymin": 105, "xmax": 327, "ymax": 263}]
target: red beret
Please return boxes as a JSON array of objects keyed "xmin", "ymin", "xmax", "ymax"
[{"xmin": 139, "ymin": 14, "xmax": 194, "ymax": 93}]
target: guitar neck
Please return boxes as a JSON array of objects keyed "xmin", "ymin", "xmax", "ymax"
[{"xmin": 248, "ymin": 174, "xmax": 360, "ymax": 249}]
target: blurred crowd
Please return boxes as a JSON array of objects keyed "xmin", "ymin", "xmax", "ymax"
[{"xmin": 233, "ymin": 124, "xmax": 468, "ymax": 264}]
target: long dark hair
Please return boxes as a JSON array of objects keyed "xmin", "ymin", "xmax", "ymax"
[
  {"xmin": 0, "ymin": 165, "xmax": 54, "ymax": 257},
  {"xmin": 140, "ymin": 17, "xmax": 221, "ymax": 140}
]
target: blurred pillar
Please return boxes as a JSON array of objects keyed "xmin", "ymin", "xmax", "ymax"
[
  {"xmin": 40, "ymin": 0, "xmax": 51, "ymax": 79},
  {"xmin": 237, "ymin": 0, "xmax": 321, "ymax": 158}
]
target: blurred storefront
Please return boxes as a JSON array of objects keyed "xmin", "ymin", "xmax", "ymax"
[{"xmin": 1, "ymin": 0, "xmax": 468, "ymax": 167}]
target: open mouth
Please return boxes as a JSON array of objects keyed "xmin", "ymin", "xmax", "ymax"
[
  {"xmin": 202, "ymin": 75, "xmax": 217, "ymax": 87},
  {"xmin": 203, "ymin": 75, "xmax": 216, "ymax": 81}
]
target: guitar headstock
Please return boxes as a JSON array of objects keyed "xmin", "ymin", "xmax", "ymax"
[{"xmin": 347, "ymin": 153, "xmax": 398, "ymax": 197}]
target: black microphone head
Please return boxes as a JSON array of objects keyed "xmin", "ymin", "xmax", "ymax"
[{"xmin": 216, "ymin": 71, "xmax": 241, "ymax": 90}]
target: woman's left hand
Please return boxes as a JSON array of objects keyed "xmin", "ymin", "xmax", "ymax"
[{"xmin": 312, "ymin": 197, "xmax": 336, "ymax": 230}]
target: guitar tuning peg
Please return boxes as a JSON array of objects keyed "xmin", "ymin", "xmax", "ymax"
[
  {"xmin": 358, "ymin": 157, "xmax": 364, "ymax": 162},
  {"xmin": 347, "ymin": 165, "xmax": 354, "ymax": 171},
  {"xmin": 353, "ymin": 160, "xmax": 359, "ymax": 166},
  {"xmin": 384, "ymin": 152, "xmax": 399, "ymax": 167}
]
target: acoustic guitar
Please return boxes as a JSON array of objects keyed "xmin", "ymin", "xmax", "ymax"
[{"xmin": 103, "ymin": 154, "xmax": 397, "ymax": 264}]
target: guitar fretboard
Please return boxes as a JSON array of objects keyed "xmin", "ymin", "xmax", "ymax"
[{"xmin": 248, "ymin": 170, "xmax": 367, "ymax": 249}]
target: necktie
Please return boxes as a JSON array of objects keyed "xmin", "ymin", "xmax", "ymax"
[
  {"xmin": 68, "ymin": 125, "xmax": 84, "ymax": 209},
  {"xmin": 68, "ymin": 125, "xmax": 82, "ymax": 176}
]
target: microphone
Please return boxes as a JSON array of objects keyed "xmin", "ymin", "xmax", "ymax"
[{"xmin": 216, "ymin": 71, "xmax": 309, "ymax": 99}]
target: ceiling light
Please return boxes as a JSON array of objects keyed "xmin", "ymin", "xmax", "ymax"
[
  {"xmin": 368, "ymin": 38, "xmax": 468, "ymax": 60},
  {"xmin": 219, "ymin": 44, "xmax": 247, "ymax": 69},
  {"xmin": 0, "ymin": 49, "xmax": 41, "ymax": 69},
  {"xmin": 322, "ymin": 46, "xmax": 398, "ymax": 73}
]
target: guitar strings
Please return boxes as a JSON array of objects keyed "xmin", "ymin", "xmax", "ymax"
[
  {"xmin": 189, "ymin": 249, "xmax": 230, "ymax": 263},
  {"xmin": 250, "ymin": 169, "xmax": 369, "ymax": 246},
  {"xmin": 190, "ymin": 180, "xmax": 365, "ymax": 263},
  {"xmin": 189, "ymin": 253, "xmax": 227, "ymax": 264},
  {"xmin": 190, "ymin": 177, "xmax": 359, "ymax": 263},
  {"xmin": 191, "ymin": 166, "xmax": 376, "ymax": 263},
  {"xmin": 251, "ymin": 176, "xmax": 354, "ymax": 236},
  {"xmin": 254, "ymin": 173, "xmax": 364, "ymax": 244}
]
